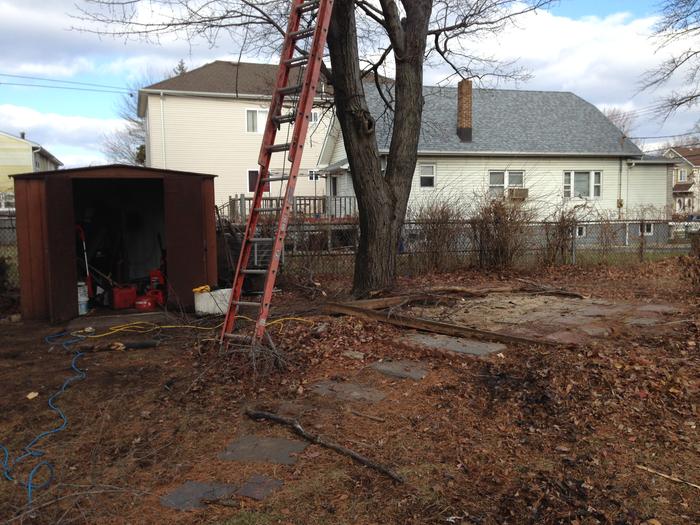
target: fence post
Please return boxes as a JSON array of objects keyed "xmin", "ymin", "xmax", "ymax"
[
  {"xmin": 571, "ymin": 222, "xmax": 577, "ymax": 265},
  {"xmin": 238, "ymin": 194, "xmax": 246, "ymax": 222},
  {"xmin": 228, "ymin": 195, "xmax": 235, "ymax": 221},
  {"xmin": 639, "ymin": 219, "xmax": 646, "ymax": 262}
]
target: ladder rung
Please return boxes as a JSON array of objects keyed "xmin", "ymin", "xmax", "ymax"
[
  {"xmin": 254, "ymin": 206, "xmax": 283, "ymax": 212},
  {"xmin": 234, "ymin": 300, "xmax": 261, "ymax": 307},
  {"xmin": 284, "ymin": 56, "xmax": 308, "ymax": 67},
  {"xmin": 223, "ymin": 333, "xmax": 253, "ymax": 343},
  {"xmin": 266, "ymin": 143, "xmax": 292, "ymax": 153},
  {"xmin": 249, "ymin": 237, "xmax": 274, "ymax": 243},
  {"xmin": 289, "ymin": 27, "xmax": 315, "ymax": 40},
  {"xmin": 262, "ymin": 175, "xmax": 290, "ymax": 183},
  {"xmin": 242, "ymin": 269, "xmax": 268, "ymax": 275},
  {"xmin": 273, "ymin": 112, "xmax": 297, "ymax": 125},
  {"xmin": 278, "ymin": 83, "xmax": 304, "ymax": 96},
  {"xmin": 296, "ymin": 0, "xmax": 320, "ymax": 14}
]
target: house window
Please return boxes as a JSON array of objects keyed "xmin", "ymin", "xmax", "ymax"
[
  {"xmin": 330, "ymin": 176, "xmax": 338, "ymax": 197},
  {"xmin": 308, "ymin": 170, "xmax": 320, "ymax": 181},
  {"xmin": 419, "ymin": 164, "xmax": 435, "ymax": 188},
  {"xmin": 679, "ymin": 169, "xmax": 688, "ymax": 182},
  {"xmin": 246, "ymin": 109, "xmax": 268, "ymax": 133},
  {"xmin": 248, "ymin": 170, "xmax": 259, "ymax": 192},
  {"xmin": 640, "ymin": 222, "xmax": 654, "ymax": 236},
  {"xmin": 564, "ymin": 171, "xmax": 602, "ymax": 198},
  {"xmin": 489, "ymin": 170, "xmax": 524, "ymax": 196},
  {"xmin": 576, "ymin": 225, "xmax": 587, "ymax": 238}
]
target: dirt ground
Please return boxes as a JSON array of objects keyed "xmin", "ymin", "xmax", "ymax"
[{"xmin": 1, "ymin": 258, "xmax": 699, "ymax": 525}]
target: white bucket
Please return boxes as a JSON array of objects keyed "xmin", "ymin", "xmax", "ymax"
[{"xmin": 77, "ymin": 282, "xmax": 89, "ymax": 316}]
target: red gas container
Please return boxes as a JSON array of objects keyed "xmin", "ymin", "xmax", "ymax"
[{"xmin": 112, "ymin": 285, "xmax": 137, "ymax": 310}]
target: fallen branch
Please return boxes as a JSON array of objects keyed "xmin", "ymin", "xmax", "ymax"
[
  {"xmin": 350, "ymin": 410, "xmax": 386, "ymax": 423},
  {"xmin": 636, "ymin": 464, "xmax": 700, "ymax": 491},
  {"xmin": 245, "ymin": 408, "xmax": 404, "ymax": 483},
  {"xmin": 323, "ymin": 302, "xmax": 563, "ymax": 347}
]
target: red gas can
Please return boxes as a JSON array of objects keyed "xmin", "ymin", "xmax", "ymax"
[{"xmin": 112, "ymin": 285, "xmax": 137, "ymax": 310}]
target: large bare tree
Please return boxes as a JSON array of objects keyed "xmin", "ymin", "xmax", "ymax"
[
  {"xmin": 644, "ymin": 0, "xmax": 700, "ymax": 114},
  {"xmin": 77, "ymin": 0, "xmax": 553, "ymax": 296}
]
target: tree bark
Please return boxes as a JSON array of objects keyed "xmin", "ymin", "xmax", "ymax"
[{"xmin": 327, "ymin": 0, "xmax": 431, "ymax": 297}]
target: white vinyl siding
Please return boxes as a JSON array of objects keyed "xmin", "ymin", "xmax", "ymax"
[
  {"xmin": 146, "ymin": 94, "xmax": 328, "ymax": 199},
  {"xmin": 329, "ymin": 155, "xmax": 671, "ymax": 219}
]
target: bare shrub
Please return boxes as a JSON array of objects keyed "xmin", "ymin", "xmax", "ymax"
[
  {"xmin": 405, "ymin": 195, "xmax": 468, "ymax": 273},
  {"xmin": 468, "ymin": 197, "xmax": 533, "ymax": 270},
  {"xmin": 541, "ymin": 209, "xmax": 577, "ymax": 266}
]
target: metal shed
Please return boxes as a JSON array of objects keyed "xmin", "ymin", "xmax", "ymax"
[{"xmin": 12, "ymin": 164, "xmax": 217, "ymax": 322}]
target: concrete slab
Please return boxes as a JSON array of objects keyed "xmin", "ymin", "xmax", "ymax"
[
  {"xmin": 625, "ymin": 317, "xmax": 659, "ymax": 326},
  {"xmin": 219, "ymin": 435, "xmax": 307, "ymax": 465},
  {"xmin": 370, "ymin": 360, "xmax": 428, "ymax": 380},
  {"xmin": 580, "ymin": 325, "xmax": 611, "ymax": 337},
  {"xmin": 160, "ymin": 481, "xmax": 236, "ymax": 510},
  {"xmin": 636, "ymin": 304, "xmax": 679, "ymax": 314},
  {"xmin": 405, "ymin": 332, "xmax": 506, "ymax": 356},
  {"xmin": 310, "ymin": 380, "xmax": 386, "ymax": 403},
  {"xmin": 235, "ymin": 474, "xmax": 283, "ymax": 501}
]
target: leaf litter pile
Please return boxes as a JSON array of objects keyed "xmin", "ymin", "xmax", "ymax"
[{"xmin": 0, "ymin": 259, "xmax": 698, "ymax": 524}]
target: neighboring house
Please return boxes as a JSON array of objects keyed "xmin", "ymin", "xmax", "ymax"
[
  {"xmin": 138, "ymin": 61, "xmax": 329, "ymax": 202},
  {"xmin": 0, "ymin": 131, "xmax": 62, "ymax": 210},
  {"xmin": 318, "ymin": 81, "xmax": 674, "ymax": 219},
  {"xmin": 662, "ymin": 146, "xmax": 699, "ymax": 214}
]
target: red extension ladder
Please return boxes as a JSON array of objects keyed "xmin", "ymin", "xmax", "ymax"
[{"xmin": 221, "ymin": 0, "xmax": 334, "ymax": 345}]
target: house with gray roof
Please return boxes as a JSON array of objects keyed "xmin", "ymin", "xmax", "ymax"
[{"xmin": 318, "ymin": 80, "xmax": 674, "ymax": 219}]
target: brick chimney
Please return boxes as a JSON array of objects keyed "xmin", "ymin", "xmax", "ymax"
[{"xmin": 457, "ymin": 79, "xmax": 472, "ymax": 142}]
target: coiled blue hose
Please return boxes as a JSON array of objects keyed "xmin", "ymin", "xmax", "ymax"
[{"xmin": 0, "ymin": 332, "xmax": 86, "ymax": 506}]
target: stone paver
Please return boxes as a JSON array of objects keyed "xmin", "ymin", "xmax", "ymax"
[
  {"xmin": 235, "ymin": 474, "xmax": 283, "ymax": 501},
  {"xmin": 219, "ymin": 435, "xmax": 307, "ymax": 465},
  {"xmin": 580, "ymin": 325, "xmax": 611, "ymax": 337},
  {"xmin": 311, "ymin": 380, "xmax": 386, "ymax": 402},
  {"xmin": 370, "ymin": 360, "xmax": 428, "ymax": 380},
  {"xmin": 405, "ymin": 332, "xmax": 506, "ymax": 356},
  {"xmin": 161, "ymin": 481, "xmax": 237, "ymax": 510}
]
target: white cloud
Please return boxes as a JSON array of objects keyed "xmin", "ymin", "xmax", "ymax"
[{"xmin": 0, "ymin": 104, "xmax": 124, "ymax": 166}]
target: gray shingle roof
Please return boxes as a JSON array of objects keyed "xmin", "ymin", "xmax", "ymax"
[{"xmin": 366, "ymin": 85, "xmax": 642, "ymax": 157}]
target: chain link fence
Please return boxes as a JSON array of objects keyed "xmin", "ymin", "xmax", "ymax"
[
  {"xmin": 217, "ymin": 216, "xmax": 695, "ymax": 281},
  {"xmin": 0, "ymin": 212, "xmax": 19, "ymax": 291}
]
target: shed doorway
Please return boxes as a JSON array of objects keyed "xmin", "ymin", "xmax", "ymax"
[{"xmin": 73, "ymin": 178, "xmax": 166, "ymax": 310}]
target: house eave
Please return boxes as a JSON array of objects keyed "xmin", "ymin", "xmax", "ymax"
[
  {"xmin": 137, "ymin": 88, "xmax": 332, "ymax": 117},
  {"xmin": 380, "ymin": 149, "xmax": 643, "ymax": 158}
]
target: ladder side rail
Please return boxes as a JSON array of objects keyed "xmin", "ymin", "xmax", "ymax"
[
  {"xmin": 252, "ymin": 0, "xmax": 335, "ymax": 340},
  {"xmin": 220, "ymin": 0, "xmax": 306, "ymax": 340}
]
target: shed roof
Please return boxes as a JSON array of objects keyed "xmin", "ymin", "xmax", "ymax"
[
  {"xmin": 366, "ymin": 85, "xmax": 642, "ymax": 157},
  {"xmin": 11, "ymin": 164, "xmax": 217, "ymax": 180}
]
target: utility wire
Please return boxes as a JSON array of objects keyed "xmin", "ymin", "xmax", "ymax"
[
  {"xmin": 0, "ymin": 81, "xmax": 132, "ymax": 95},
  {"xmin": 629, "ymin": 130, "xmax": 699, "ymax": 140},
  {"xmin": 0, "ymin": 72, "xmax": 129, "ymax": 91}
]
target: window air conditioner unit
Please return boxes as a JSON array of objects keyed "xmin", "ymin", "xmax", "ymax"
[{"xmin": 508, "ymin": 187, "xmax": 528, "ymax": 200}]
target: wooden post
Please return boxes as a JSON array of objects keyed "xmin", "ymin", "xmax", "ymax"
[{"xmin": 238, "ymin": 194, "xmax": 246, "ymax": 223}]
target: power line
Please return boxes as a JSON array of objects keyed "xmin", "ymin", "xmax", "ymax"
[
  {"xmin": 0, "ymin": 81, "xmax": 131, "ymax": 96},
  {"xmin": 0, "ymin": 72, "xmax": 129, "ymax": 91},
  {"xmin": 629, "ymin": 130, "xmax": 699, "ymax": 140}
]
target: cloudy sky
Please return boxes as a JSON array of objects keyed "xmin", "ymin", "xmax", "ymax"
[{"xmin": 1, "ymin": 0, "xmax": 698, "ymax": 166}]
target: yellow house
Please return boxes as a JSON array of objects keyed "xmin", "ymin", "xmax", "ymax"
[{"xmin": 0, "ymin": 131, "xmax": 63, "ymax": 206}]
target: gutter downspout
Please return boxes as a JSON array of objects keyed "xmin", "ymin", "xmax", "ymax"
[
  {"xmin": 617, "ymin": 157, "xmax": 623, "ymax": 219},
  {"xmin": 31, "ymin": 146, "xmax": 41, "ymax": 172},
  {"xmin": 160, "ymin": 92, "xmax": 167, "ymax": 169}
]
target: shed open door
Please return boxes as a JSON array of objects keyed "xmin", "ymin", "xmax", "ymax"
[{"xmin": 164, "ymin": 175, "xmax": 205, "ymax": 310}]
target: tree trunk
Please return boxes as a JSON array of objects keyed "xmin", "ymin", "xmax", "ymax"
[{"xmin": 327, "ymin": 0, "xmax": 430, "ymax": 297}]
